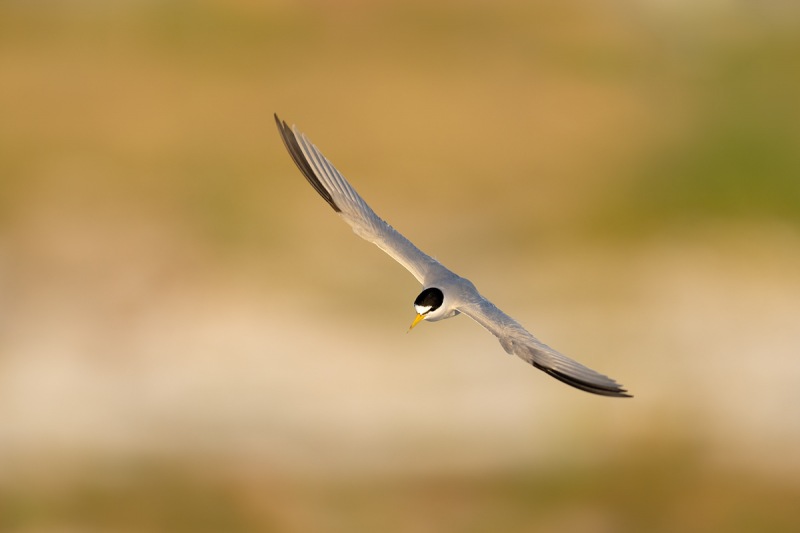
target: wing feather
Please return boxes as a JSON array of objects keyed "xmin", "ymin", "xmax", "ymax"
[
  {"xmin": 459, "ymin": 297, "xmax": 631, "ymax": 397},
  {"xmin": 275, "ymin": 114, "xmax": 446, "ymax": 284}
]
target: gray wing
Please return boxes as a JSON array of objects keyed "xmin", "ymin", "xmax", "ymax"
[
  {"xmin": 275, "ymin": 115, "xmax": 446, "ymax": 285},
  {"xmin": 458, "ymin": 296, "xmax": 631, "ymax": 397}
]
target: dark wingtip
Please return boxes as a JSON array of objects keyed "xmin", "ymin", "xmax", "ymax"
[
  {"xmin": 274, "ymin": 114, "xmax": 341, "ymax": 213},
  {"xmin": 534, "ymin": 363, "xmax": 632, "ymax": 398}
]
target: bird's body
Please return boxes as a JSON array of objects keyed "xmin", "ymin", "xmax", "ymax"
[{"xmin": 275, "ymin": 115, "xmax": 631, "ymax": 398}]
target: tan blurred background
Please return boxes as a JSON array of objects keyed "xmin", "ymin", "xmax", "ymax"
[{"xmin": 2, "ymin": 0, "xmax": 800, "ymax": 531}]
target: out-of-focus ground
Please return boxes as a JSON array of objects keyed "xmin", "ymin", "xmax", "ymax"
[{"xmin": 2, "ymin": 1, "xmax": 800, "ymax": 531}]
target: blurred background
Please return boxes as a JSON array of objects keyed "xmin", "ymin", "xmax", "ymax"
[{"xmin": 2, "ymin": 0, "xmax": 800, "ymax": 531}]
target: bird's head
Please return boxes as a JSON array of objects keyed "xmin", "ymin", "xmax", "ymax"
[{"xmin": 408, "ymin": 287, "xmax": 446, "ymax": 331}]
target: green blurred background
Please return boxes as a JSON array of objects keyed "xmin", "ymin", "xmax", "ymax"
[{"xmin": 2, "ymin": 1, "xmax": 800, "ymax": 531}]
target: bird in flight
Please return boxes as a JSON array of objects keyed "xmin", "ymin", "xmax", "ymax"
[{"xmin": 275, "ymin": 115, "xmax": 631, "ymax": 397}]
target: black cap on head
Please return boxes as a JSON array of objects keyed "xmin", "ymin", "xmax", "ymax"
[{"xmin": 414, "ymin": 287, "xmax": 444, "ymax": 314}]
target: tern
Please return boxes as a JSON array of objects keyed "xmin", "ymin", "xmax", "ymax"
[{"xmin": 275, "ymin": 115, "xmax": 631, "ymax": 397}]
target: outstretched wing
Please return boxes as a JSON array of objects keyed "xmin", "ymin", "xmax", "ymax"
[
  {"xmin": 275, "ymin": 114, "xmax": 447, "ymax": 285},
  {"xmin": 459, "ymin": 297, "xmax": 631, "ymax": 397}
]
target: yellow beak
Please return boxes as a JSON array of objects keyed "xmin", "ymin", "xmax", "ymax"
[{"xmin": 407, "ymin": 313, "xmax": 425, "ymax": 332}]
